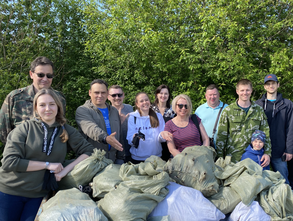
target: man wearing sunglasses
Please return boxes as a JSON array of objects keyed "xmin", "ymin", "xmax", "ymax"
[
  {"xmin": 108, "ymin": 85, "xmax": 133, "ymax": 162},
  {"xmin": 0, "ymin": 56, "xmax": 66, "ymax": 144}
]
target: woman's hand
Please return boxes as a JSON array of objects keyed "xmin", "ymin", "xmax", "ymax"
[
  {"xmin": 47, "ymin": 163, "xmax": 64, "ymax": 173},
  {"xmin": 160, "ymin": 131, "xmax": 173, "ymax": 142},
  {"xmin": 54, "ymin": 170, "xmax": 67, "ymax": 181}
]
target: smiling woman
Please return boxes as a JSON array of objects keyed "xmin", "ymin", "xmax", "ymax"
[
  {"xmin": 164, "ymin": 94, "xmax": 210, "ymax": 157},
  {"xmin": 0, "ymin": 89, "xmax": 94, "ymax": 221},
  {"xmin": 36, "ymin": 94, "xmax": 58, "ymax": 126},
  {"xmin": 126, "ymin": 92, "xmax": 173, "ymax": 164}
]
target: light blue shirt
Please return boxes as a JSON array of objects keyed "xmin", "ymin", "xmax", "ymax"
[{"xmin": 195, "ymin": 101, "xmax": 228, "ymax": 147}]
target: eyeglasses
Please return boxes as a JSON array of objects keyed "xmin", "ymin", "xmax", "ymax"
[
  {"xmin": 177, "ymin": 104, "xmax": 188, "ymax": 109},
  {"xmin": 109, "ymin": 93, "xmax": 123, "ymax": 98},
  {"xmin": 35, "ymin": 73, "xmax": 54, "ymax": 79}
]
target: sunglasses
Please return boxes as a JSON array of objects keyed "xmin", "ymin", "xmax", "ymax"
[
  {"xmin": 177, "ymin": 104, "xmax": 188, "ymax": 109},
  {"xmin": 109, "ymin": 93, "xmax": 123, "ymax": 98},
  {"xmin": 35, "ymin": 73, "xmax": 54, "ymax": 79}
]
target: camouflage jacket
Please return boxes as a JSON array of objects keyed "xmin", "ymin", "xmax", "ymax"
[
  {"xmin": 216, "ymin": 100, "xmax": 271, "ymax": 163},
  {"xmin": 0, "ymin": 84, "xmax": 66, "ymax": 144}
]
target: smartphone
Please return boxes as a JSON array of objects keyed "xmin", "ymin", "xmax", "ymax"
[{"xmin": 281, "ymin": 154, "xmax": 286, "ymax": 161}]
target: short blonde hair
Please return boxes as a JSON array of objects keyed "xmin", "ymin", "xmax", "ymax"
[{"xmin": 172, "ymin": 94, "xmax": 193, "ymax": 117}]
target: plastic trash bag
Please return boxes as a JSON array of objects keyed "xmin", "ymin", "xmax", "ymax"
[
  {"xmin": 98, "ymin": 182, "xmax": 167, "ymax": 221},
  {"xmin": 98, "ymin": 158, "xmax": 169, "ymax": 221},
  {"xmin": 228, "ymin": 201, "xmax": 271, "ymax": 221},
  {"xmin": 214, "ymin": 158, "xmax": 263, "ymax": 186},
  {"xmin": 230, "ymin": 169, "xmax": 273, "ymax": 205},
  {"xmin": 259, "ymin": 183, "xmax": 293, "ymax": 220},
  {"xmin": 39, "ymin": 188, "xmax": 108, "ymax": 221},
  {"xmin": 149, "ymin": 182, "xmax": 225, "ymax": 221},
  {"xmin": 92, "ymin": 164, "xmax": 122, "ymax": 198},
  {"xmin": 208, "ymin": 186, "xmax": 241, "ymax": 214},
  {"xmin": 164, "ymin": 146, "xmax": 219, "ymax": 197},
  {"xmin": 58, "ymin": 149, "xmax": 113, "ymax": 190}
]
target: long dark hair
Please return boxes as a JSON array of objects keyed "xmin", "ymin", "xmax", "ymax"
[
  {"xmin": 154, "ymin": 84, "xmax": 171, "ymax": 108},
  {"xmin": 135, "ymin": 92, "xmax": 159, "ymax": 128}
]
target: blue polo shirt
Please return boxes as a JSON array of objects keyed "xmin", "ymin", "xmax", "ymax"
[{"xmin": 195, "ymin": 101, "xmax": 228, "ymax": 147}]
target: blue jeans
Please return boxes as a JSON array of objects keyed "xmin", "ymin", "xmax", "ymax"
[
  {"xmin": 288, "ymin": 158, "xmax": 293, "ymax": 188},
  {"xmin": 271, "ymin": 157, "xmax": 289, "ymax": 184},
  {"xmin": 0, "ymin": 191, "xmax": 43, "ymax": 221}
]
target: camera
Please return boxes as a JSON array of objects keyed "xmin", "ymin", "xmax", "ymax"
[{"xmin": 132, "ymin": 129, "xmax": 145, "ymax": 148}]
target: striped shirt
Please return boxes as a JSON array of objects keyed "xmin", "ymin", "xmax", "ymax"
[{"xmin": 164, "ymin": 116, "xmax": 202, "ymax": 152}]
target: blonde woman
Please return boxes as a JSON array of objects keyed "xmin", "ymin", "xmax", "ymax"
[{"xmin": 164, "ymin": 94, "xmax": 209, "ymax": 157}]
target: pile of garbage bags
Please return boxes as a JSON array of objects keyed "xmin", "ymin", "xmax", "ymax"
[{"xmin": 38, "ymin": 147, "xmax": 293, "ymax": 221}]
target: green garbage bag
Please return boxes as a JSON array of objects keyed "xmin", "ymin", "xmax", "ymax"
[
  {"xmin": 230, "ymin": 169, "xmax": 273, "ymax": 206},
  {"xmin": 39, "ymin": 188, "xmax": 108, "ymax": 221},
  {"xmin": 98, "ymin": 158, "xmax": 169, "ymax": 221},
  {"xmin": 214, "ymin": 158, "xmax": 263, "ymax": 186},
  {"xmin": 58, "ymin": 149, "xmax": 113, "ymax": 190},
  {"xmin": 92, "ymin": 164, "xmax": 122, "ymax": 198},
  {"xmin": 164, "ymin": 145, "xmax": 219, "ymax": 197},
  {"xmin": 259, "ymin": 182, "xmax": 293, "ymax": 220},
  {"xmin": 208, "ymin": 186, "xmax": 241, "ymax": 214}
]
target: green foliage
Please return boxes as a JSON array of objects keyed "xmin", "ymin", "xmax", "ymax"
[
  {"xmin": 84, "ymin": 0, "xmax": 293, "ymax": 110},
  {"xmin": 0, "ymin": 0, "xmax": 292, "ymax": 157}
]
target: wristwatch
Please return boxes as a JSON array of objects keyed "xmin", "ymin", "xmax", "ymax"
[
  {"xmin": 45, "ymin": 162, "xmax": 50, "ymax": 169},
  {"xmin": 102, "ymin": 135, "xmax": 108, "ymax": 144}
]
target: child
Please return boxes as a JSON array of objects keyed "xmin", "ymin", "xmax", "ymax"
[{"xmin": 241, "ymin": 130, "xmax": 270, "ymax": 170}]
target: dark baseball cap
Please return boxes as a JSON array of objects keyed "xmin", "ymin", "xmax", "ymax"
[{"xmin": 264, "ymin": 74, "xmax": 278, "ymax": 84}]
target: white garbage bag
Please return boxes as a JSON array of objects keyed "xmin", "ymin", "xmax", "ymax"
[
  {"xmin": 228, "ymin": 201, "xmax": 271, "ymax": 221},
  {"xmin": 149, "ymin": 182, "xmax": 225, "ymax": 221}
]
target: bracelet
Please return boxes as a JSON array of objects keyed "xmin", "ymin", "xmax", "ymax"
[{"xmin": 45, "ymin": 162, "xmax": 50, "ymax": 169}]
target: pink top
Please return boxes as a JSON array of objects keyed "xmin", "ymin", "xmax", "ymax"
[{"xmin": 164, "ymin": 116, "xmax": 202, "ymax": 152}]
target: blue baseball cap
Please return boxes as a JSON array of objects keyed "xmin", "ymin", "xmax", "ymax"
[{"xmin": 264, "ymin": 74, "xmax": 278, "ymax": 84}]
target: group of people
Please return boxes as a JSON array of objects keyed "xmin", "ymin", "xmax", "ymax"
[{"xmin": 0, "ymin": 56, "xmax": 292, "ymax": 220}]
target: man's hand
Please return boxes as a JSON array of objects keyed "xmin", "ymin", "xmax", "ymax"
[
  {"xmin": 106, "ymin": 132, "xmax": 123, "ymax": 151},
  {"xmin": 261, "ymin": 154, "xmax": 270, "ymax": 168},
  {"xmin": 284, "ymin": 153, "xmax": 293, "ymax": 161}
]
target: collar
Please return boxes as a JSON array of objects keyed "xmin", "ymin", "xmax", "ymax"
[{"xmin": 204, "ymin": 101, "xmax": 225, "ymax": 109}]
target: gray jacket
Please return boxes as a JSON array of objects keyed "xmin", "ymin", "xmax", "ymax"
[{"xmin": 75, "ymin": 100, "xmax": 124, "ymax": 162}]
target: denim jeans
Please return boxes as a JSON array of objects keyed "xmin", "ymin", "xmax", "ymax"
[
  {"xmin": 288, "ymin": 158, "xmax": 293, "ymax": 188},
  {"xmin": 270, "ymin": 157, "xmax": 289, "ymax": 184},
  {"xmin": 0, "ymin": 191, "xmax": 43, "ymax": 221}
]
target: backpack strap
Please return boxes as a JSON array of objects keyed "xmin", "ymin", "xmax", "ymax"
[
  {"xmin": 191, "ymin": 114, "xmax": 202, "ymax": 143},
  {"xmin": 211, "ymin": 103, "xmax": 226, "ymax": 139},
  {"xmin": 134, "ymin": 116, "xmax": 137, "ymax": 124}
]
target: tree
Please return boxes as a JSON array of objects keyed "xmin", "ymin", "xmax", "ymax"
[
  {"xmin": 0, "ymin": 0, "xmax": 91, "ymax": 157},
  {"xmin": 84, "ymin": 0, "xmax": 293, "ymax": 106}
]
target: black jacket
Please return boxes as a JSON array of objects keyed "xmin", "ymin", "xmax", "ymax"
[{"xmin": 256, "ymin": 93, "xmax": 293, "ymax": 158}]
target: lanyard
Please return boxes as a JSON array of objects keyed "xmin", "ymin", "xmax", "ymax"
[{"xmin": 41, "ymin": 122, "xmax": 59, "ymax": 156}]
